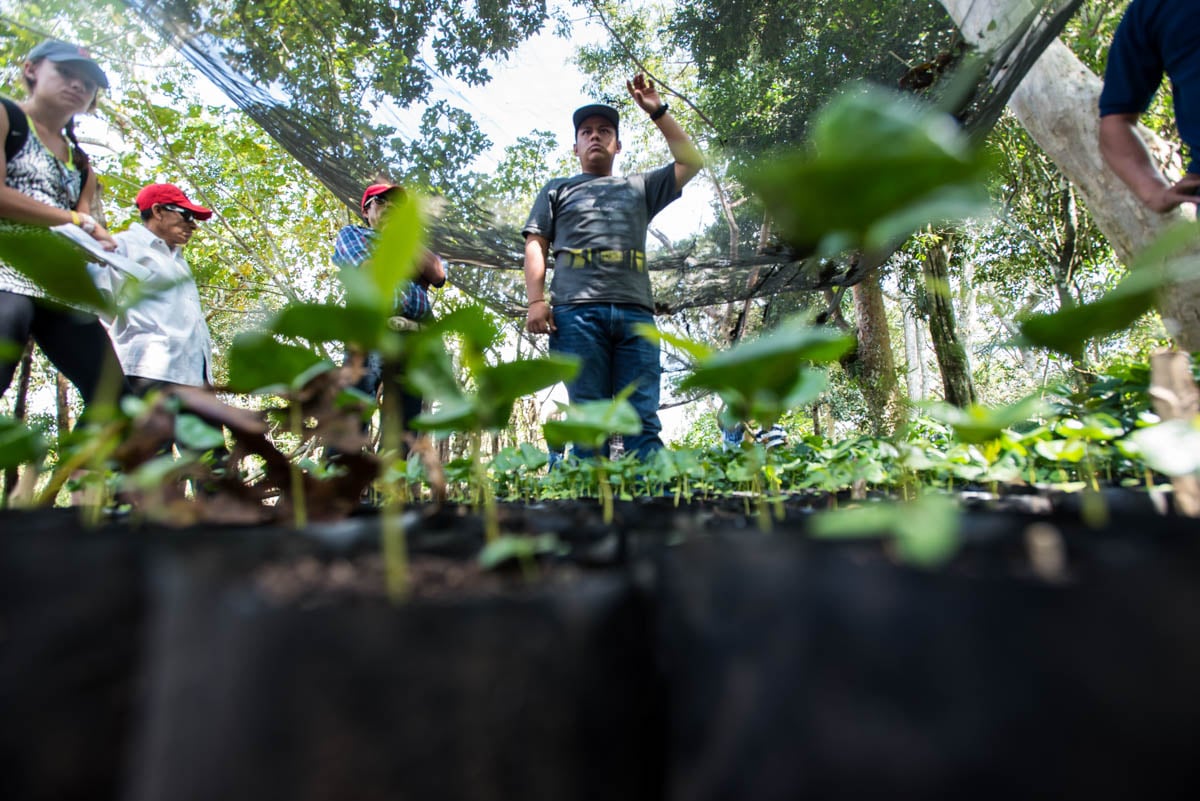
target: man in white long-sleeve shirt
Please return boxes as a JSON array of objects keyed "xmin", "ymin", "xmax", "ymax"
[{"xmin": 102, "ymin": 183, "xmax": 214, "ymax": 393}]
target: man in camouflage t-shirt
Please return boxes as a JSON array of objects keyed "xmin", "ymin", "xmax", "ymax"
[{"xmin": 522, "ymin": 73, "xmax": 703, "ymax": 459}]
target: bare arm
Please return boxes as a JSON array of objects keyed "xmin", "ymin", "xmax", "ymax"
[
  {"xmin": 627, "ymin": 73, "xmax": 704, "ymax": 189},
  {"xmin": 524, "ymin": 233, "xmax": 555, "ymax": 334},
  {"xmin": 0, "ymin": 112, "xmax": 115, "ymax": 249},
  {"xmin": 1099, "ymin": 113, "xmax": 1200, "ymax": 213},
  {"xmin": 417, "ymin": 249, "xmax": 446, "ymax": 288},
  {"xmin": 72, "ymin": 166, "xmax": 116, "ymax": 249}
]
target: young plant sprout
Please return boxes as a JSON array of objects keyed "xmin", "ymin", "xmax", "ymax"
[
  {"xmin": 406, "ymin": 305, "xmax": 579, "ymax": 542},
  {"xmin": 641, "ymin": 315, "xmax": 853, "ymax": 528},
  {"xmin": 543, "ymin": 390, "xmax": 642, "ymax": 525}
]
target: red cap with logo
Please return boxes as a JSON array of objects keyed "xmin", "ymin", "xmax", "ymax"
[
  {"xmin": 361, "ymin": 183, "xmax": 402, "ymax": 215},
  {"xmin": 134, "ymin": 184, "xmax": 213, "ymax": 220}
]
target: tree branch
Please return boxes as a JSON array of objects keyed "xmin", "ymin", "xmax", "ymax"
[{"xmin": 585, "ymin": 0, "xmax": 723, "ymax": 136}]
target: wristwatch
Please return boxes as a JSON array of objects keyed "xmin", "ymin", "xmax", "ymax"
[{"xmin": 650, "ymin": 102, "xmax": 670, "ymax": 121}]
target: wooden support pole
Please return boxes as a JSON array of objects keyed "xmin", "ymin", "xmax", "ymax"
[{"xmin": 1149, "ymin": 350, "xmax": 1200, "ymax": 516}]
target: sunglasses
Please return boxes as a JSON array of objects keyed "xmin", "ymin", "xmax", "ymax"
[
  {"xmin": 365, "ymin": 194, "xmax": 391, "ymax": 209},
  {"xmin": 161, "ymin": 204, "xmax": 198, "ymax": 223}
]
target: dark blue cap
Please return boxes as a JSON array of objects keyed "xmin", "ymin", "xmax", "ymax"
[
  {"xmin": 573, "ymin": 103, "xmax": 619, "ymax": 134},
  {"xmin": 28, "ymin": 39, "xmax": 109, "ymax": 89}
]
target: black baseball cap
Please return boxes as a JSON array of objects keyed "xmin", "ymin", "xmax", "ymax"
[
  {"xmin": 28, "ymin": 40, "xmax": 109, "ymax": 89},
  {"xmin": 573, "ymin": 104, "xmax": 619, "ymax": 134}
]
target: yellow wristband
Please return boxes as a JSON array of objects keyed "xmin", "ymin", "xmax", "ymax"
[{"xmin": 70, "ymin": 211, "xmax": 81, "ymax": 226}]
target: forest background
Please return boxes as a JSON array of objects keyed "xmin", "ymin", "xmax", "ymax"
[{"xmin": 0, "ymin": 0, "xmax": 1178, "ymax": 458}]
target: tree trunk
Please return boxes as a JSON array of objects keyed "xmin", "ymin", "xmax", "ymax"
[
  {"xmin": 940, "ymin": 0, "xmax": 1200, "ymax": 348},
  {"xmin": 1150, "ymin": 351, "xmax": 1200, "ymax": 516},
  {"xmin": 902, "ymin": 308, "xmax": 923, "ymax": 402},
  {"xmin": 914, "ymin": 311, "xmax": 935, "ymax": 398},
  {"xmin": 851, "ymin": 273, "xmax": 906, "ymax": 435},
  {"xmin": 957, "ymin": 257, "xmax": 978, "ymax": 357},
  {"xmin": 923, "ymin": 236, "xmax": 978, "ymax": 407},
  {"xmin": 56, "ymin": 373, "xmax": 72, "ymax": 436},
  {"xmin": 1051, "ymin": 182, "xmax": 1079, "ymax": 311},
  {"xmin": 3, "ymin": 344, "xmax": 34, "ymax": 497},
  {"xmin": 1051, "ymin": 182, "xmax": 1093, "ymax": 383},
  {"xmin": 714, "ymin": 172, "xmax": 744, "ymax": 346}
]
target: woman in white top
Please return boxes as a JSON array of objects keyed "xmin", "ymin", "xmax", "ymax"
[{"xmin": 0, "ymin": 39, "xmax": 128, "ymax": 409}]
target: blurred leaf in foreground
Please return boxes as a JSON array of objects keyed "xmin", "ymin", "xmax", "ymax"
[{"xmin": 743, "ymin": 84, "xmax": 992, "ymax": 256}]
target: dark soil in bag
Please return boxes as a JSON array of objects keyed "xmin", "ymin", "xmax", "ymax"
[
  {"xmin": 0, "ymin": 510, "xmax": 147, "ymax": 801},
  {"xmin": 655, "ymin": 514, "xmax": 1200, "ymax": 801},
  {"xmin": 127, "ymin": 524, "xmax": 664, "ymax": 801}
]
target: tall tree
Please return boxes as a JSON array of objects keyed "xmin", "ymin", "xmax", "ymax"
[
  {"xmin": 851, "ymin": 274, "xmax": 906, "ymax": 433},
  {"xmin": 922, "ymin": 232, "xmax": 978, "ymax": 407},
  {"xmin": 124, "ymin": 0, "xmax": 549, "ymax": 189}
]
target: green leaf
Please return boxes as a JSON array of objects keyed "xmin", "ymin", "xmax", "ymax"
[
  {"xmin": 0, "ymin": 338, "xmax": 24, "ymax": 361},
  {"xmin": 363, "ymin": 191, "xmax": 424, "ymax": 314},
  {"xmin": 543, "ymin": 396, "xmax": 642, "ymax": 450},
  {"xmin": 1018, "ymin": 222, "xmax": 1200, "ymax": 360},
  {"xmin": 0, "ymin": 224, "xmax": 113, "ymax": 314},
  {"xmin": 924, "ymin": 395, "xmax": 1048, "ymax": 445},
  {"xmin": 1017, "ymin": 270, "xmax": 1162, "ymax": 361},
  {"xmin": 481, "ymin": 355, "xmax": 579, "ymax": 402},
  {"xmin": 1055, "ymin": 414, "xmax": 1125, "ymax": 442},
  {"xmin": 411, "ymin": 395, "xmax": 477, "ymax": 432},
  {"xmin": 865, "ymin": 184, "xmax": 991, "ymax": 252},
  {"xmin": 473, "ymin": 355, "xmax": 580, "ymax": 428},
  {"xmin": 518, "ymin": 441, "xmax": 549, "ymax": 469},
  {"xmin": 633, "ymin": 323, "xmax": 714, "ymax": 362},
  {"xmin": 290, "ymin": 360, "xmax": 339, "ymax": 393},
  {"xmin": 411, "ymin": 336, "xmax": 577, "ymax": 433},
  {"xmin": 0, "ymin": 415, "xmax": 47, "ymax": 470},
  {"xmin": 810, "ymin": 86, "xmax": 971, "ymax": 161},
  {"xmin": 1033, "ymin": 438, "xmax": 1087, "ymax": 463},
  {"xmin": 478, "ymin": 534, "xmax": 561, "ymax": 571},
  {"xmin": 810, "ymin": 494, "xmax": 961, "ymax": 568},
  {"xmin": 269, "ymin": 302, "xmax": 388, "ymax": 351},
  {"xmin": 743, "ymin": 86, "xmax": 992, "ymax": 254},
  {"xmin": 424, "ymin": 305, "xmax": 502, "ymax": 356},
  {"xmin": 1128, "ymin": 417, "xmax": 1200, "ymax": 476},
  {"xmin": 681, "ymin": 316, "xmax": 852, "ymax": 425},
  {"xmin": 174, "ymin": 414, "xmax": 227, "ymax": 451},
  {"xmin": 226, "ymin": 331, "xmax": 328, "ymax": 393},
  {"xmin": 123, "ymin": 454, "xmax": 195, "ymax": 491}
]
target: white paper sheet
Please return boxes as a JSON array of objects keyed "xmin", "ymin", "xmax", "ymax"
[{"xmin": 51, "ymin": 223, "xmax": 154, "ymax": 282}]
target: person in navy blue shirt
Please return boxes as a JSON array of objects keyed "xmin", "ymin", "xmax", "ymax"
[{"xmin": 1099, "ymin": 0, "xmax": 1200, "ymax": 213}]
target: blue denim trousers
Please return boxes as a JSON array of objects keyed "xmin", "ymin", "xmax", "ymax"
[{"xmin": 549, "ymin": 303, "xmax": 664, "ymax": 460}]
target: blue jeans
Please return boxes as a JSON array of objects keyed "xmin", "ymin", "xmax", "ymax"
[{"xmin": 549, "ymin": 303, "xmax": 663, "ymax": 460}]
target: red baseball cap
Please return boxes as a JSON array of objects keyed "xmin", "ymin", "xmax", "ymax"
[
  {"xmin": 134, "ymin": 183, "xmax": 213, "ymax": 220},
  {"xmin": 361, "ymin": 183, "xmax": 402, "ymax": 215}
]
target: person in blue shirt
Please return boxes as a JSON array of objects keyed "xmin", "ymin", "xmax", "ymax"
[
  {"xmin": 1099, "ymin": 0, "xmax": 1200, "ymax": 213},
  {"xmin": 332, "ymin": 183, "xmax": 445, "ymax": 455}
]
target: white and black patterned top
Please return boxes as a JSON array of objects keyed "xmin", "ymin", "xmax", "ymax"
[{"xmin": 0, "ymin": 112, "xmax": 84, "ymax": 299}]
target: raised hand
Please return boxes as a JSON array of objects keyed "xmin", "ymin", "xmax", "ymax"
[{"xmin": 626, "ymin": 73, "xmax": 664, "ymax": 116}]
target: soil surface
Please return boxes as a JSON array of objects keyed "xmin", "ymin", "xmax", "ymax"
[{"xmin": 253, "ymin": 552, "xmax": 587, "ymax": 603}]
